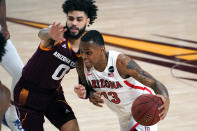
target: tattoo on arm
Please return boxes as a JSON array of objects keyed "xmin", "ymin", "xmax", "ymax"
[
  {"xmin": 126, "ymin": 60, "xmax": 169, "ymax": 98},
  {"xmin": 127, "ymin": 60, "xmax": 154, "ymax": 87}
]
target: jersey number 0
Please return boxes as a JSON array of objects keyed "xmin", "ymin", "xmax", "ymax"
[{"xmin": 52, "ymin": 64, "xmax": 70, "ymax": 80}]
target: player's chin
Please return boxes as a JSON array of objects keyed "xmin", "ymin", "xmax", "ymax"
[{"xmin": 84, "ymin": 62, "xmax": 92, "ymax": 68}]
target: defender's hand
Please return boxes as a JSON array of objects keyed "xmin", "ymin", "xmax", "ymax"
[
  {"xmin": 74, "ymin": 84, "xmax": 86, "ymax": 99},
  {"xmin": 48, "ymin": 22, "xmax": 66, "ymax": 42}
]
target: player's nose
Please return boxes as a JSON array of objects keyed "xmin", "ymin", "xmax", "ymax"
[{"xmin": 71, "ymin": 19, "xmax": 78, "ymax": 26}]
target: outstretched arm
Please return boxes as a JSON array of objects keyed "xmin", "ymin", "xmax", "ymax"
[
  {"xmin": 117, "ymin": 54, "xmax": 170, "ymax": 120},
  {"xmin": 0, "ymin": 0, "xmax": 10, "ymax": 39}
]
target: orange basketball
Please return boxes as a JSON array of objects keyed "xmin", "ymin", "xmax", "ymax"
[{"xmin": 132, "ymin": 94, "xmax": 163, "ymax": 126}]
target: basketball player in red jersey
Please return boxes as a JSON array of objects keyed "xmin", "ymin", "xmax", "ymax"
[
  {"xmin": 14, "ymin": 0, "xmax": 98, "ymax": 130},
  {"xmin": 74, "ymin": 30, "xmax": 170, "ymax": 131}
]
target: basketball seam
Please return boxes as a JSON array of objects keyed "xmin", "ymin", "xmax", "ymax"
[{"xmin": 135, "ymin": 103, "xmax": 153, "ymax": 125}]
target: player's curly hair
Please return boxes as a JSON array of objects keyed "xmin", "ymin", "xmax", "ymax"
[
  {"xmin": 0, "ymin": 32, "xmax": 6, "ymax": 62},
  {"xmin": 62, "ymin": 0, "xmax": 98, "ymax": 26}
]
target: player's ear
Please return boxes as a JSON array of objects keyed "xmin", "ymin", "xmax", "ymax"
[
  {"xmin": 101, "ymin": 46, "xmax": 105, "ymax": 52},
  {"xmin": 86, "ymin": 18, "xmax": 90, "ymax": 26}
]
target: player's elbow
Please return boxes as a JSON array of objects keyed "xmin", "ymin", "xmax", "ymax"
[{"xmin": 38, "ymin": 28, "xmax": 50, "ymax": 41}]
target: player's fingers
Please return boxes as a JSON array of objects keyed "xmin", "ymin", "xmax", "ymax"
[
  {"xmin": 89, "ymin": 97, "xmax": 103, "ymax": 104},
  {"xmin": 60, "ymin": 28, "xmax": 66, "ymax": 33},
  {"xmin": 79, "ymin": 85, "xmax": 85, "ymax": 89},
  {"xmin": 94, "ymin": 92, "xmax": 102, "ymax": 98},
  {"xmin": 159, "ymin": 112, "xmax": 166, "ymax": 120},
  {"xmin": 93, "ymin": 102, "xmax": 103, "ymax": 107},
  {"xmin": 158, "ymin": 104, "xmax": 165, "ymax": 111},
  {"xmin": 95, "ymin": 99, "xmax": 104, "ymax": 104},
  {"xmin": 52, "ymin": 22, "xmax": 56, "ymax": 26},
  {"xmin": 94, "ymin": 96, "xmax": 103, "ymax": 102},
  {"xmin": 80, "ymin": 90, "xmax": 86, "ymax": 95},
  {"xmin": 60, "ymin": 37, "xmax": 66, "ymax": 41},
  {"xmin": 156, "ymin": 94, "xmax": 165, "ymax": 103},
  {"xmin": 56, "ymin": 22, "xmax": 61, "ymax": 27},
  {"xmin": 159, "ymin": 110, "xmax": 165, "ymax": 119},
  {"xmin": 63, "ymin": 28, "xmax": 67, "ymax": 32},
  {"xmin": 79, "ymin": 92, "xmax": 86, "ymax": 99},
  {"xmin": 74, "ymin": 86, "xmax": 83, "ymax": 94},
  {"xmin": 57, "ymin": 25, "xmax": 64, "ymax": 31}
]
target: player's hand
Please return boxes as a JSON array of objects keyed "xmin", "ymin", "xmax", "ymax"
[
  {"xmin": 89, "ymin": 92, "xmax": 104, "ymax": 107},
  {"xmin": 48, "ymin": 22, "xmax": 66, "ymax": 42},
  {"xmin": 74, "ymin": 84, "xmax": 86, "ymax": 99},
  {"xmin": 156, "ymin": 94, "xmax": 170, "ymax": 120}
]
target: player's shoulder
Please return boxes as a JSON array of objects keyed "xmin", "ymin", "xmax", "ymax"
[{"xmin": 117, "ymin": 53, "xmax": 133, "ymax": 66}]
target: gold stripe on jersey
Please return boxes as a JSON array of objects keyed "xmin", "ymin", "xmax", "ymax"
[{"xmin": 39, "ymin": 44, "xmax": 52, "ymax": 51}]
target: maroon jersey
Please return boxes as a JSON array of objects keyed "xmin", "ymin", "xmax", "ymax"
[{"xmin": 21, "ymin": 40, "xmax": 80, "ymax": 89}]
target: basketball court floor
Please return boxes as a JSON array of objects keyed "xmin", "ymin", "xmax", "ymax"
[{"xmin": 1, "ymin": 0, "xmax": 197, "ymax": 130}]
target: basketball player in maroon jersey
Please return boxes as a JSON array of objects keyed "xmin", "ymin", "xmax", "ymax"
[{"xmin": 14, "ymin": 0, "xmax": 98, "ymax": 130}]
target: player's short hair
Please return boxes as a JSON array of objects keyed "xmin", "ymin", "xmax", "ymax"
[
  {"xmin": 0, "ymin": 32, "xmax": 6, "ymax": 62},
  {"xmin": 62, "ymin": 0, "xmax": 98, "ymax": 25},
  {"xmin": 81, "ymin": 30, "xmax": 104, "ymax": 46}
]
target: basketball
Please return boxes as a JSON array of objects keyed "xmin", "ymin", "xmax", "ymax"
[{"xmin": 132, "ymin": 94, "xmax": 163, "ymax": 126}]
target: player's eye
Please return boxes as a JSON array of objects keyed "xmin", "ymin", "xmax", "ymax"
[
  {"xmin": 68, "ymin": 17, "xmax": 74, "ymax": 21},
  {"xmin": 77, "ymin": 18, "xmax": 83, "ymax": 22},
  {"xmin": 86, "ymin": 52, "xmax": 92, "ymax": 55}
]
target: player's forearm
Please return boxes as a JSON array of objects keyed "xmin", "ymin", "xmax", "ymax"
[
  {"xmin": 153, "ymin": 81, "xmax": 169, "ymax": 99},
  {"xmin": 38, "ymin": 27, "xmax": 51, "ymax": 41}
]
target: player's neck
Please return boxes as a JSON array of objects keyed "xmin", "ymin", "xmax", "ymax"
[
  {"xmin": 68, "ymin": 38, "xmax": 80, "ymax": 53},
  {"xmin": 94, "ymin": 52, "xmax": 108, "ymax": 72}
]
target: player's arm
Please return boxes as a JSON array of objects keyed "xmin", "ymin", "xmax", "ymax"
[
  {"xmin": 38, "ymin": 22, "xmax": 66, "ymax": 48},
  {"xmin": 117, "ymin": 54, "xmax": 170, "ymax": 120},
  {"xmin": 0, "ymin": 81, "xmax": 11, "ymax": 128},
  {"xmin": 0, "ymin": 0, "xmax": 10, "ymax": 39},
  {"xmin": 75, "ymin": 58, "xmax": 95, "ymax": 98},
  {"xmin": 75, "ymin": 58, "xmax": 104, "ymax": 107}
]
